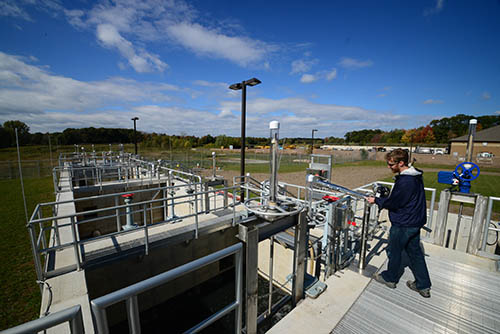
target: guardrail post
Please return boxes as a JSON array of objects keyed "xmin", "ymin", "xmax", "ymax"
[
  {"xmin": 127, "ymin": 296, "xmax": 141, "ymax": 334},
  {"xmin": 481, "ymin": 197, "xmax": 495, "ymax": 252},
  {"xmin": 69, "ymin": 216, "xmax": 81, "ymax": 271},
  {"xmin": 292, "ymin": 211, "xmax": 307, "ymax": 306},
  {"xmin": 239, "ymin": 224, "xmax": 258, "ymax": 334},
  {"xmin": 358, "ymin": 201, "xmax": 370, "ymax": 270},
  {"xmin": 433, "ymin": 189, "xmax": 451, "ymax": 246},
  {"xmin": 467, "ymin": 194, "xmax": 487, "ymax": 255}
]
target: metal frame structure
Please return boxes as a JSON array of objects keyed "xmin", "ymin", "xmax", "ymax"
[
  {"xmin": 27, "ymin": 180, "xmax": 240, "ymax": 281},
  {"xmin": 91, "ymin": 243, "xmax": 243, "ymax": 334},
  {"xmin": 2, "ymin": 305, "xmax": 84, "ymax": 334}
]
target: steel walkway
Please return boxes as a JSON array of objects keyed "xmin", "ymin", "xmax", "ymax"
[{"xmin": 332, "ymin": 256, "xmax": 500, "ymax": 334}]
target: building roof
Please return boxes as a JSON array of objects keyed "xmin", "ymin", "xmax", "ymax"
[{"xmin": 450, "ymin": 124, "xmax": 500, "ymax": 142}]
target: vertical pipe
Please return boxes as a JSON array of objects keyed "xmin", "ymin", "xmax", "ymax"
[
  {"xmin": 269, "ymin": 121, "xmax": 279, "ymax": 203},
  {"xmin": 235, "ymin": 248, "xmax": 242, "ymax": 334},
  {"xmin": 240, "ymin": 83, "xmax": 246, "ymax": 202},
  {"xmin": 481, "ymin": 197, "xmax": 494, "ymax": 251},
  {"xmin": 143, "ymin": 204, "xmax": 149, "ymax": 255},
  {"xmin": 426, "ymin": 188, "xmax": 436, "ymax": 238},
  {"xmin": 70, "ymin": 306, "xmax": 85, "ymax": 334},
  {"xmin": 358, "ymin": 201, "xmax": 370, "ymax": 270},
  {"xmin": 268, "ymin": 236, "xmax": 274, "ymax": 315},
  {"xmin": 465, "ymin": 119, "xmax": 477, "ymax": 161},
  {"xmin": 127, "ymin": 296, "xmax": 141, "ymax": 334},
  {"xmin": 115, "ymin": 196, "xmax": 121, "ymax": 232},
  {"xmin": 453, "ymin": 203, "xmax": 464, "ymax": 250},
  {"xmin": 194, "ymin": 192, "xmax": 199, "ymax": 239},
  {"xmin": 69, "ymin": 217, "xmax": 81, "ymax": 271}
]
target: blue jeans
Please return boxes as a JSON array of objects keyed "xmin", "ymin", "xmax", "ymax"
[{"xmin": 381, "ymin": 225, "xmax": 432, "ymax": 290}]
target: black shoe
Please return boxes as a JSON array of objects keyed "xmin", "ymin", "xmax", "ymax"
[
  {"xmin": 373, "ymin": 273, "xmax": 396, "ymax": 289},
  {"xmin": 406, "ymin": 280, "xmax": 431, "ymax": 298}
]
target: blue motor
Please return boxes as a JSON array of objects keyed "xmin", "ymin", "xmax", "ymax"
[{"xmin": 438, "ymin": 162, "xmax": 480, "ymax": 193}]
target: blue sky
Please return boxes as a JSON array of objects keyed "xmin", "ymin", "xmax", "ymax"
[{"xmin": 0, "ymin": 0, "xmax": 499, "ymax": 138}]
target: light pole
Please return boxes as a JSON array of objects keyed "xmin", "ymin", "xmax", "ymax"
[
  {"xmin": 131, "ymin": 117, "xmax": 139, "ymax": 155},
  {"xmin": 229, "ymin": 77, "xmax": 261, "ymax": 202},
  {"xmin": 311, "ymin": 129, "xmax": 318, "ymax": 153}
]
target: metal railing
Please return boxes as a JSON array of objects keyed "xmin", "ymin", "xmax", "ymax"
[
  {"xmin": 480, "ymin": 196, "xmax": 500, "ymax": 253},
  {"xmin": 2, "ymin": 305, "xmax": 84, "ymax": 334},
  {"xmin": 28, "ymin": 180, "xmax": 241, "ymax": 281},
  {"xmin": 355, "ymin": 181, "xmax": 437, "ymax": 237},
  {"xmin": 91, "ymin": 243, "xmax": 243, "ymax": 334}
]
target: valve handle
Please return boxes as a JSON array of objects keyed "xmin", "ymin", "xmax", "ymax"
[{"xmin": 453, "ymin": 162, "xmax": 480, "ymax": 182}]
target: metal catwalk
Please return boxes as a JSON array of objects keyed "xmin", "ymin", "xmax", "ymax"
[{"xmin": 333, "ymin": 256, "xmax": 500, "ymax": 334}]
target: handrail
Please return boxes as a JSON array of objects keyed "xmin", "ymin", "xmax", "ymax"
[
  {"xmin": 28, "ymin": 181, "xmax": 242, "ymax": 279},
  {"xmin": 91, "ymin": 243, "xmax": 243, "ymax": 334},
  {"xmin": 2, "ymin": 305, "xmax": 84, "ymax": 334},
  {"xmin": 481, "ymin": 196, "xmax": 500, "ymax": 252}
]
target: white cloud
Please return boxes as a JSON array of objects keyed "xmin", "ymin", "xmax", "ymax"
[
  {"xmin": 338, "ymin": 57, "xmax": 373, "ymax": 69},
  {"xmin": 60, "ymin": 0, "xmax": 276, "ymax": 70},
  {"xmin": 495, "ymin": 111, "xmax": 500, "ymax": 115},
  {"xmin": 166, "ymin": 22, "xmax": 274, "ymax": 66},
  {"xmin": 424, "ymin": 0, "xmax": 445, "ymax": 16},
  {"xmin": 290, "ymin": 59, "xmax": 318, "ymax": 74},
  {"xmin": 481, "ymin": 91, "xmax": 491, "ymax": 100},
  {"xmin": 299, "ymin": 68, "xmax": 337, "ymax": 84},
  {"xmin": 0, "ymin": 52, "xmax": 179, "ymax": 117},
  {"xmin": 300, "ymin": 74, "xmax": 317, "ymax": 83},
  {"xmin": 96, "ymin": 23, "xmax": 167, "ymax": 73},
  {"xmin": 0, "ymin": 0, "xmax": 63, "ymax": 21},
  {"xmin": 423, "ymin": 99, "xmax": 444, "ymax": 104},
  {"xmin": 325, "ymin": 68, "xmax": 337, "ymax": 81}
]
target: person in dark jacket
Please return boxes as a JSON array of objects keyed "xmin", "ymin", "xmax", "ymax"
[{"xmin": 367, "ymin": 149, "xmax": 432, "ymax": 298}]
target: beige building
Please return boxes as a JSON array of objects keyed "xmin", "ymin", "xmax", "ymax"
[{"xmin": 449, "ymin": 124, "xmax": 500, "ymax": 158}]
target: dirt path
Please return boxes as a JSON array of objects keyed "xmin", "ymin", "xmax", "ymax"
[{"xmin": 201, "ymin": 165, "xmax": 392, "ymax": 189}]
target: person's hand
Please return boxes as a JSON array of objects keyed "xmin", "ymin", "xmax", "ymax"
[{"xmin": 366, "ymin": 196, "xmax": 375, "ymax": 204}]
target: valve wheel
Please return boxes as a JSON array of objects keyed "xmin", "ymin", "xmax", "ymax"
[{"xmin": 454, "ymin": 162, "xmax": 480, "ymax": 181}]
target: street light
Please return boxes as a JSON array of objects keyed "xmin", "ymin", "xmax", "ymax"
[
  {"xmin": 311, "ymin": 129, "xmax": 318, "ymax": 153},
  {"xmin": 131, "ymin": 117, "xmax": 139, "ymax": 155},
  {"xmin": 229, "ymin": 77, "xmax": 261, "ymax": 202}
]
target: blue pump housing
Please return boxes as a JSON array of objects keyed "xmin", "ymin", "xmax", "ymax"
[{"xmin": 437, "ymin": 162, "xmax": 480, "ymax": 194}]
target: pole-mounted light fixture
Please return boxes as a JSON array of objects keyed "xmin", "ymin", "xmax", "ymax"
[
  {"xmin": 229, "ymin": 77, "xmax": 262, "ymax": 202},
  {"xmin": 131, "ymin": 117, "xmax": 139, "ymax": 155}
]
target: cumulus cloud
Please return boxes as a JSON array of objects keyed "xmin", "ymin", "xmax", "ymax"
[
  {"xmin": 166, "ymin": 22, "xmax": 274, "ymax": 66},
  {"xmin": 424, "ymin": 0, "xmax": 445, "ymax": 16},
  {"xmin": 0, "ymin": 51, "xmax": 179, "ymax": 118},
  {"xmin": 290, "ymin": 59, "xmax": 318, "ymax": 74},
  {"xmin": 338, "ymin": 57, "xmax": 373, "ymax": 69},
  {"xmin": 218, "ymin": 97, "xmax": 406, "ymax": 137},
  {"xmin": 300, "ymin": 74, "xmax": 317, "ymax": 83},
  {"xmin": 299, "ymin": 68, "xmax": 337, "ymax": 84},
  {"xmin": 423, "ymin": 99, "xmax": 444, "ymax": 104},
  {"xmin": 481, "ymin": 91, "xmax": 491, "ymax": 100},
  {"xmin": 495, "ymin": 111, "xmax": 500, "ymax": 115},
  {"xmin": 96, "ymin": 23, "xmax": 167, "ymax": 73},
  {"xmin": 60, "ymin": 0, "xmax": 276, "ymax": 70}
]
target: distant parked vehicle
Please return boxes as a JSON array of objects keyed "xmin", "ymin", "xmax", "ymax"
[
  {"xmin": 478, "ymin": 152, "xmax": 493, "ymax": 158},
  {"xmin": 434, "ymin": 148, "xmax": 444, "ymax": 155},
  {"xmin": 416, "ymin": 147, "xmax": 432, "ymax": 154},
  {"xmin": 377, "ymin": 147, "xmax": 386, "ymax": 152}
]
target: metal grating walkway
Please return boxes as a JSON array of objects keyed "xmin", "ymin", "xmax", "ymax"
[{"xmin": 332, "ymin": 256, "xmax": 500, "ymax": 334}]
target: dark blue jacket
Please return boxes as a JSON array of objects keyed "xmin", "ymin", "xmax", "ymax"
[{"xmin": 375, "ymin": 167, "xmax": 427, "ymax": 228}]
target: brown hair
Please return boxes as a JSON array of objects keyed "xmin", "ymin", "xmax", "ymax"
[{"xmin": 385, "ymin": 148, "xmax": 408, "ymax": 165}]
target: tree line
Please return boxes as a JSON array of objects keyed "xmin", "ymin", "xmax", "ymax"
[{"xmin": 1, "ymin": 114, "xmax": 498, "ymax": 149}]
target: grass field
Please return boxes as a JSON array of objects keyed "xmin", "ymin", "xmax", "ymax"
[{"xmin": 0, "ymin": 177, "xmax": 54, "ymax": 330}]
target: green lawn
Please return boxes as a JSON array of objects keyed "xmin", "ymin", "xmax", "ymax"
[{"xmin": 0, "ymin": 177, "xmax": 54, "ymax": 330}]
